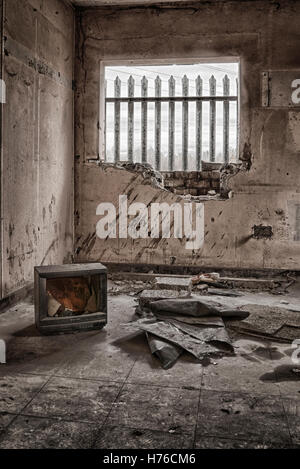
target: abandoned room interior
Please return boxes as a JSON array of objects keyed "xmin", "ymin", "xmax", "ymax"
[{"xmin": 0, "ymin": 0, "xmax": 300, "ymax": 451}]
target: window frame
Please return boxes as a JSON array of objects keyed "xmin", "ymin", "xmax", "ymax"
[{"xmin": 99, "ymin": 57, "xmax": 241, "ymax": 167}]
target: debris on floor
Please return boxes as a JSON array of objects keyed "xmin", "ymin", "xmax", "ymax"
[
  {"xmin": 191, "ymin": 272, "xmax": 286, "ymax": 291},
  {"xmin": 220, "ymin": 277, "xmax": 282, "ymax": 291},
  {"xmin": 138, "ymin": 289, "xmax": 191, "ymax": 309},
  {"xmin": 108, "ymin": 278, "xmax": 152, "ymax": 296},
  {"xmin": 226, "ymin": 304, "xmax": 300, "ymax": 342},
  {"xmin": 147, "ymin": 298, "xmax": 250, "ymax": 319},
  {"xmin": 146, "ymin": 332, "xmax": 183, "ymax": 369},
  {"xmin": 191, "ymin": 272, "xmax": 221, "ymax": 285},
  {"xmin": 206, "ymin": 288, "xmax": 244, "ymax": 297},
  {"xmin": 123, "ymin": 294, "xmax": 250, "ymax": 368},
  {"xmin": 110, "ymin": 269, "xmax": 295, "ymax": 297},
  {"xmin": 110, "ymin": 271, "xmax": 300, "ymax": 367},
  {"xmin": 125, "ymin": 316, "xmax": 234, "ymax": 363},
  {"xmin": 154, "ymin": 313, "xmax": 225, "ymax": 327},
  {"xmin": 153, "ymin": 277, "xmax": 192, "ymax": 291}
]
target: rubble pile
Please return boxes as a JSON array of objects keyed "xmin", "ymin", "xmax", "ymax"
[
  {"xmin": 124, "ymin": 294, "xmax": 249, "ymax": 369},
  {"xmin": 116, "ymin": 271, "xmax": 300, "ymax": 369},
  {"xmin": 226, "ymin": 304, "xmax": 300, "ymax": 342}
]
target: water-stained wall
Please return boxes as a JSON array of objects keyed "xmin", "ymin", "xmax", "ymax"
[
  {"xmin": 75, "ymin": 1, "xmax": 300, "ymax": 269},
  {"xmin": 74, "ymin": 1, "xmax": 300, "ymax": 271},
  {"xmin": 1, "ymin": 0, "xmax": 74, "ymax": 298}
]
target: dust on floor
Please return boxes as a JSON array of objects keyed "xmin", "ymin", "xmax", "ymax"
[{"xmin": 0, "ymin": 279, "xmax": 299, "ymax": 449}]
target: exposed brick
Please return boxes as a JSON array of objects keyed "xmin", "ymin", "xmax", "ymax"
[
  {"xmin": 211, "ymin": 171, "xmax": 221, "ymax": 180},
  {"xmin": 163, "ymin": 169, "xmax": 221, "ymax": 196}
]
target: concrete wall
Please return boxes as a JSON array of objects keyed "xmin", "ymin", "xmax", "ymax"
[
  {"xmin": 1, "ymin": 0, "xmax": 74, "ymax": 298},
  {"xmin": 75, "ymin": 0, "xmax": 300, "ymax": 271}
]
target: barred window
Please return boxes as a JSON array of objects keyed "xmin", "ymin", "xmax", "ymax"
[{"xmin": 103, "ymin": 61, "xmax": 239, "ymax": 172}]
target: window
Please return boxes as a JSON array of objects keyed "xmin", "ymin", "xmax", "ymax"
[{"xmin": 102, "ymin": 60, "xmax": 239, "ymax": 171}]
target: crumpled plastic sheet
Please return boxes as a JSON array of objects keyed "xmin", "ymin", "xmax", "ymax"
[
  {"xmin": 165, "ymin": 319, "xmax": 234, "ymax": 353},
  {"xmin": 154, "ymin": 313, "xmax": 225, "ymax": 327},
  {"xmin": 146, "ymin": 332, "xmax": 183, "ymax": 369},
  {"xmin": 123, "ymin": 296, "xmax": 241, "ymax": 367},
  {"xmin": 125, "ymin": 319, "xmax": 232, "ymax": 361}
]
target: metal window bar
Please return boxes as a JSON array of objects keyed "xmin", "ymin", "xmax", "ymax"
[
  {"xmin": 155, "ymin": 76, "xmax": 162, "ymax": 171},
  {"xmin": 195, "ymin": 76, "xmax": 203, "ymax": 171},
  {"xmin": 182, "ymin": 75, "xmax": 189, "ymax": 171},
  {"xmin": 114, "ymin": 76, "xmax": 121, "ymax": 163},
  {"xmin": 236, "ymin": 77, "xmax": 240, "ymax": 160},
  {"xmin": 168, "ymin": 76, "xmax": 175, "ymax": 171},
  {"xmin": 209, "ymin": 75, "xmax": 216, "ymax": 162},
  {"xmin": 141, "ymin": 76, "xmax": 148, "ymax": 164},
  {"xmin": 106, "ymin": 75, "xmax": 238, "ymax": 170},
  {"xmin": 127, "ymin": 76, "xmax": 134, "ymax": 162},
  {"xmin": 223, "ymin": 75, "xmax": 230, "ymax": 164}
]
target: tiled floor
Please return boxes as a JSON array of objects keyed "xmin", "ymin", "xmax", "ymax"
[{"xmin": 0, "ymin": 293, "xmax": 299, "ymax": 449}]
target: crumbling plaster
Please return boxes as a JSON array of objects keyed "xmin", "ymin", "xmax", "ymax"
[
  {"xmin": 1, "ymin": 0, "xmax": 75, "ymax": 298},
  {"xmin": 74, "ymin": 0, "xmax": 300, "ymax": 271}
]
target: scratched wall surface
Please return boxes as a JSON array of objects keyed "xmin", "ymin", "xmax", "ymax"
[
  {"xmin": 1, "ymin": 0, "xmax": 74, "ymax": 297},
  {"xmin": 74, "ymin": 0, "xmax": 300, "ymax": 271}
]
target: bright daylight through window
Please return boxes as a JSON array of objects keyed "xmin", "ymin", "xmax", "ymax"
[{"xmin": 104, "ymin": 62, "xmax": 239, "ymax": 171}]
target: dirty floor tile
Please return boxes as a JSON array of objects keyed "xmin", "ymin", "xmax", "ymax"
[
  {"xmin": 0, "ymin": 412, "xmax": 16, "ymax": 435},
  {"xmin": 0, "ymin": 373, "xmax": 48, "ymax": 414},
  {"xmin": 202, "ymin": 354, "xmax": 281, "ymax": 395},
  {"xmin": 107, "ymin": 383, "xmax": 199, "ymax": 433},
  {"xmin": 94, "ymin": 425, "xmax": 194, "ymax": 449},
  {"xmin": 196, "ymin": 389, "xmax": 291, "ymax": 446},
  {"xmin": 194, "ymin": 436, "xmax": 293, "ymax": 449},
  {"xmin": 55, "ymin": 345, "xmax": 136, "ymax": 383},
  {"xmin": 127, "ymin": 352, "xmax": 203, "ymax": 389},
  {"xmin": 24, "ymin": 376, "xmax": 121, "ymax": 423},
  {"xmin": 264, "ymin": 350, "xmax": 300, "ymax": 399},
  {"xmin": 0, "ymin": 415, "xmax": 98, "ymax": 449},
  {"xmin": 282, "ymin": 398, "xmax": 300, "ymax": 446}
]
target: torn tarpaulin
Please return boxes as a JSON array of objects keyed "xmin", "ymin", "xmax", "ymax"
[
  {"xmin": 164, "ymin": 319, "xmax": 234, "ymax": 352},
  {"xmin": 146, "ymin": 333, "xmax": 183, "ymax": 369},
  {"xmin": 130, "ymin": 320, "xmax": 231, "ymax": 360},
  {"xmin": 154, "ymin": 313, "xmax": 225, "ymax": 327},
  {"xmin": 148, "ymin": 298, "xmax": 249, "ymax": 319},
  {"xmin": 123, "ymin": 296, "xmax": 247, "ymax": 369}
]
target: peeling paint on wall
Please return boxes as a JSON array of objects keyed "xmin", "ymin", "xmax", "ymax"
[
  {"xmin": 294, "ymin": 204, "xmax": 300, "ymax": 242},
  {"xmin": 1, "ymin": 0, "xmax": 75, "ymax": 297},
  {"xmin": 252, "ymin": 225, "xmax": 273, "ymax": 240}
]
